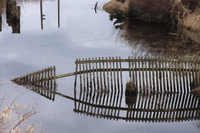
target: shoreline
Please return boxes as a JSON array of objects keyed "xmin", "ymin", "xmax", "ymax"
[{"xmin": 103, "ymin": 0, "xmax": 200, "ymax": 31}]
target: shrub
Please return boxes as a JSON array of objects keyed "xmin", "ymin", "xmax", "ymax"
[{"xmin": 0, "ymin": 91, "xmax": 44, "ymax": 133}]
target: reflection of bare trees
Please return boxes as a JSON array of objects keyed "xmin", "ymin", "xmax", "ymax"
[
  {"xmin": 6, "ymin": 0, "xmax": 20, "ymax": 33},
  {"xmin": 0, "ymin": 0, "xmax": 59, "ymax": 32},
  {"xmin": 0, "ymin": 0, "xmax": 20, "ymax": 33},
  {"xmin": 115, "ymin": 18, "xmax": 200, "ymax": 57}
]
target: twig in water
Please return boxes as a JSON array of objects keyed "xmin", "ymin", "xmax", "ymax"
[{"xmin": 94, "ymin": 1, "xmax": 98, "ymax": 13}]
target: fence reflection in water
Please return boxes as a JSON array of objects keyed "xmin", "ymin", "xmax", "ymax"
[
  {"xmin": 11, "ymin": 56, "xmax": 200, "ymax": 122},
  {"xmin": 17, "ymin": 83, "xmax": 200, "ymax": 122},
  {"xmin": 126, "ymin": 93, "xmax": 200, "ymax": 122},
  {"xmin": 25, "ymin": 85, "xmax": 56, "ymax": 101},
  {"xmin": 74, "ymin": 91, "xmax": 123, "ymax": 120},
  {"xmin": 74, "ymin": 91, "xmax": 200, "ymax": 122}
]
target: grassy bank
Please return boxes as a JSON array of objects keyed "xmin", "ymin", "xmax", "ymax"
[{"xmin": 103, "ymin": 0, "xmax": 200, "ymax": 31}]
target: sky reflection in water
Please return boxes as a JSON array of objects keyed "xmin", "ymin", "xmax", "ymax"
[{"xmin": 0, "ymin": 0, "xmax": 200, "ymax": 133}]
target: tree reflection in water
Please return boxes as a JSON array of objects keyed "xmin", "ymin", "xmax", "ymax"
[
  {"xmin": 0, "ymin": 0, "xmax": 20, "ymax": 33},
  {"xmin": 112, "ymin": 17, "xmax": 200, "ymax": 57}
]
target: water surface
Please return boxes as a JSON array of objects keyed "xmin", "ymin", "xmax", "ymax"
[{"xmin": 0, "ymin": 0, "xmax": 200, "ymax": 132}]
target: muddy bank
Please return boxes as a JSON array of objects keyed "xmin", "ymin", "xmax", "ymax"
[{"xmin": 103, "ymin": 0, "xmax": 200, "ymax": 31}]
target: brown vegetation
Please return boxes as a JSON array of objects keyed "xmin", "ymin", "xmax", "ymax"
[
  {"xmin": 114, "ymin": 18, "xmax": 200, "ymax": 57},
  {"xmin": 103, "ymin": 0, "xmax": 200, "ymax": 31},
  {"xmin": 103, "ymin": 0, "xmax": 128, "ymax": 20},
  {"xmin": 128, "ymin": 0, "xmax": 173, "ymax": 24},
  {"xmin": 103, "ymin": 0, "xmax": 200, "ymax": 56},
  {"xmin": 180, "ymin": 8, "xmax": 200, "ymax": 31},
  {"xmin": 0, "ymin": 90, "xmax": 44, "ymax": 133}
]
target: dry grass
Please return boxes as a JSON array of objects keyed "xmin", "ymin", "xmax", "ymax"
[
  {"xmin": 0, "ymin": 91, "xmax": 45, "ymax": 133},
  {"xmin": 103, "ymin": 0, "xmax": 176, "ymax": 23},
  {"xmin": 181, "ymin": 8, "xmax": 200, "ymax": 31},
  {"xmin": 104, "ymin": 0, "xmax": 200, "ymax": 31},
  {"xmin": 128, "ymin": 0, "xmax": 174, "ymax": 23},
  {"xmin": 103, "ymin": 0, "xmax": 127, "ymax": 14},
  {"xmin": 106, "ymin": 0, "xmax": 193, "ymax": 24}
]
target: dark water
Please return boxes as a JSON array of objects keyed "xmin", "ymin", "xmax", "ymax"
[{"xmin": 0, "ymin": 0, "xmax": 200, "ymax": 132}]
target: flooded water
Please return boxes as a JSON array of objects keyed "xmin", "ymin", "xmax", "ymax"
[{"xmin": 1, "ymin": 0, "xmax": 200, "ymax": 132}]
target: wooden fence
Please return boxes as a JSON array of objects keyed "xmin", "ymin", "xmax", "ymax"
[
  {"xmin": 11, "ymin": 56, "xmax": 200, "ymax": 93},
  {"xmin": 74, "ymin": 57, "xmax": 123, "ymax": 93},
  {"xmin": 11, "ymin": 66, "xmax": 56, "ymax": 88},
  {"xmin": 74, "ymin": 56, "xmax": 200, "ymax": 93}
]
